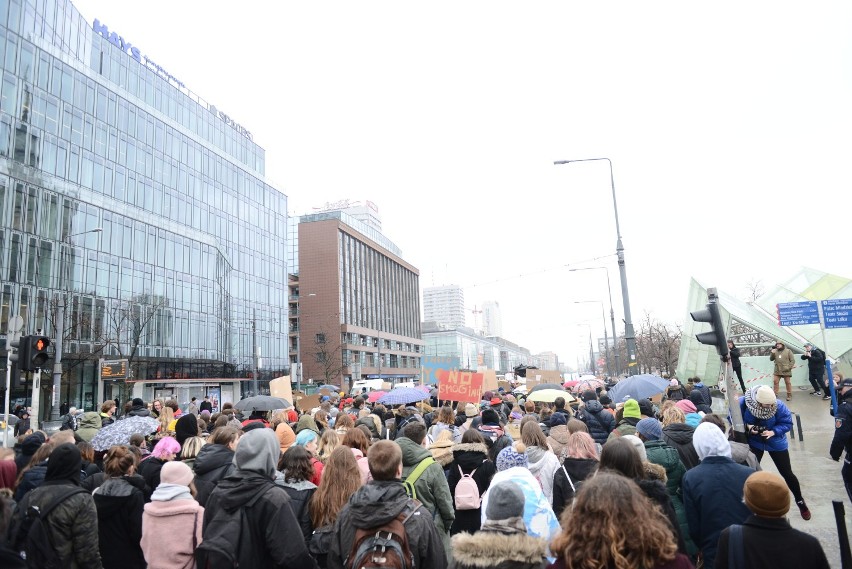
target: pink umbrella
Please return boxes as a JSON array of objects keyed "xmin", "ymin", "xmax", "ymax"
[
  {"xmin": 571, "ymin": 378, "xmax": 605, "ymax": 393},
  {"xmin": 367, "ymin": 390, "xmax": 386, "ymax": 403},
  {"xmin": 563, "ymin": 380, "xmax": 579, "ymax": 388}
]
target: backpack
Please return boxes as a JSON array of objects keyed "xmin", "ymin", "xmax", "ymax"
[
  {"xmin": 454, "ymin": 466, "xmax": 481, "ymax": 510},
  {"xmin": 18, "ymin": 486, "xmax": 87, "ymax": 569},
  {"xmin": 195, "ymin": 483, "xmax": 270, "ymax": 568},
  {"xmin": 345, "ymin": 499, "xmax": 418, "ymax": 569},
  {"xmin": 402, "ymin": 457, "xmax": 434, "ymax": 501}
]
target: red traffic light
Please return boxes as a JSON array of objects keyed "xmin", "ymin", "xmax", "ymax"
[{"xmin": 34, "ymin": 337, "xmax": 48, "ymax": 351}]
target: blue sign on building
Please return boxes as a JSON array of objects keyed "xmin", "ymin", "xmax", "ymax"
[
  {"xmin": 776, "ymin": 301, "xmax": 821, "ymax": 326},
  {"xmin": 422, "ymin": 356, "xmax": 461, "ymax": 385},
  {"xmin": 821, "ymin": 299, "xmax": 852, "ymax": 329}
]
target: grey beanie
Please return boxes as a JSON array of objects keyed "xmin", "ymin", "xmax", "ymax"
[{"xmin": 486, "ymin": 481, "xmax": 525, "ymax": 521}]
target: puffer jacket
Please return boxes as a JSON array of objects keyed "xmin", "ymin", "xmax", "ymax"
[
  {"xmin": 552, "ymin": 457, "xmax": 597, "ymax": 518},
  {"xmin": 526, "ymin": 446, "xmax": 559, "ymax": 503},
  {"xmin": 546, "ymin": 425, "xmax": 570, "ymax": 461},
  {"xmin": 398, "ymin": 436, "xmax": 455, "ymax": 532},
  {"xmin": 14, "ymin": 460, "xmax": 48, "ymax": 501},
  {"xmin": 644, "ymin": 440, "xmax": 696, "ymax": 556},
  {"xmin": 76, "ymin": 412, "xmax": 103, "ymax": 443},
  {"xmin": 278, "ymin": 477, "xmax": 317, "ymax": 543},
  {"xmin": 12, "ymin": 482, "xmax": 104, "ymax": 568},
  {"xmin": 770, "ymin": 345, "xmax": 795, "ymax": 375},
  {"xmin": 93, "ymin": 476, "xmax": 146, "ymax": 569},
  {"xmin": 576, "ymin": 400, "xmax": 615, "ymax": 445},
  {"xmin": 667, "ymin": 386, "xmax": 687, "ymax": 401},
  {"xmin": 192, "ymin": 443, "xmax": 235, "ymax": 506},
  {"xmin": 739, "ymin": 397, "xmax": 793, "ymax": 452},
  {"xmin": 607, "ymin": 417, "xmax": 640, "ymax": 442},
  {"xmin": 450, "ymin": 527, "xmax": 547, "ymax": 569},
  {"xmin": 661, "ymin": 423, "xmax": 700, "ymax": 470},
  {"xmin": 447, "ymin": 443, "xmax": 496, "ymax": 535}
]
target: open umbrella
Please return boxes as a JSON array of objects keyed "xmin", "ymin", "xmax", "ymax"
[
  {"xmin": 367, "ymin": 390, "xmax": 387, "ymax": 403},
  {"xmin": 317, "ymin": 384, "xmax": 341, "ymax": 393},
  {"xmin": 528, "ymin": 383, "xmax": 566, "ymax": 393},
  {"xmin": 572, "ymin": 378, "xmax": 605, "ymax": 394},
  {"xmin": 234, "ymin": 395, "xmax": 291, "ymax": 413},
  {"xmin": 563, "ymin": 380, "xmax": 579, "ymax": 388},
  {"xmin": 377, "ymin": 387, "xmax": 429, "ymax": 406},
  {"xmin": 91, "ymin": 415, "xmax": 159, "ymax": 452},
  {"xmin": 527, "ymin": 389, "xmax": 576, "ymax": 403},
  {"xmin": 608, "ymin": 374, "xmax": 669, "ymax": 402}
]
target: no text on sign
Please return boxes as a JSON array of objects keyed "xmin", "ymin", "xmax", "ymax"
[{"xmin": 822, "ymin": 298, "xmax": 852, "ymax": 330}]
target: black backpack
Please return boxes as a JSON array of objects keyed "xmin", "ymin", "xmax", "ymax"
[
  {"xmin": 195, "ymin": 483, "xmax": 271, "ymax": 569},
  {"xmin": 17, "ymin": 486, "xmax": 87, "ymax": 569}
]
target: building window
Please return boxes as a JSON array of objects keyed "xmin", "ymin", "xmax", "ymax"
[{"xmin": 315, "ymin": 333, "xmax": 326, "ymax": 344}]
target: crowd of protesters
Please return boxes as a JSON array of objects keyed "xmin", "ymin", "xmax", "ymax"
[{"xmin": 0, "ymin": 379, "xmax": 831, "ymax": 569}]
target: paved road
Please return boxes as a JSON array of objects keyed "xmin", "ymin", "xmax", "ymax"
[{"xmin": 717, "ymin": 388, "xmax": 850, "ymax": 568}]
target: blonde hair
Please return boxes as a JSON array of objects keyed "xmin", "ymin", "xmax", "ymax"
[
  {"xmin": 180, "ymin": 436, "xmax": 206, "ymax": 460},
  {"xmin": 158, "ymin": 406, "xmax": 175, "ymax": 433},
  {"xmin": 317, "ymin": 429, "xmax": 340, "ymax": 463},
  {"xmin": 660, "ymin": 406, "xmax": 686, "ymax": 427}
]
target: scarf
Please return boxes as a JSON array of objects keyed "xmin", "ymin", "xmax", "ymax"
[
  {"xmin": 745, "ymin": 387, "xmax": 776, "ymax": 420},
  {"xmin": 480, "ymin": 516, "xmax": 528, "ymax": 535}
]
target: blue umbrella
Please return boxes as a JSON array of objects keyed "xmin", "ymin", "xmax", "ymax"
[
  {"xmin": 608, "ymin": 374, "xmax": 670, "ymax": 402},
  {"xmin": 376, "ymin": 387, "xmax": 429, "ymax": 406}
]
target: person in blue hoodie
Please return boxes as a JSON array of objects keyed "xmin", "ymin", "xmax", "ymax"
[{"xmin": 740, "ymin": 385, "xmax": 810, "ymax": 520}]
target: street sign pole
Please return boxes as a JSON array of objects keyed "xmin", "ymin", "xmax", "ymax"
[
  {"xmin": 96, "ymin": 357, "xmax": 104, "ymax": 409},
  {"xmin": 4, "ymin": 315, "xmax": 23, "ymax": 448},
  {"xmin": 31, "ymin": 368, "xmax": 41, "ymax": 430}
]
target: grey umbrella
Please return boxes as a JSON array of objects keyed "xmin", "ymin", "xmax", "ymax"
[
  {"xmin": 90, "ymin": 415, "xmax": 160, "ymax": 452},
  {"xmin": 233, "ymin": 395, "xmax": 291, "ymax": 412}
]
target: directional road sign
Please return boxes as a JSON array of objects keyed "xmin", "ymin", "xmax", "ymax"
[
  {"xmin": 777, "ymin": 301, "xmax": 821, "ymax": 326},
  {"xmin": 822, "ymin": 299, "xmax": 852, "ymax": 329}
]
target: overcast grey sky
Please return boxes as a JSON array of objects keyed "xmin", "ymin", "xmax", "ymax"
[{"xmin": 72, "ymin": 1, "xmax": 852, "ymax": 366}]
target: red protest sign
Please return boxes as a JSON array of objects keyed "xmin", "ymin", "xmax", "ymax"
[{"xmin": 436, "ymin": 369, "xmax": 484, "ymax": 404}]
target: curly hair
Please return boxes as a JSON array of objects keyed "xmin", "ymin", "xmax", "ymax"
[
  {"xmin": 551, "ymin": 472, "xmax": 678, "ymax": 569},
  {"xmin": 278, "ymin": 445, "xmax": 314, "ymax": 482},
  {"xmin": 311, "ymin": 445, "xmax": 362, "ymax": 527},
  {"xmin": 335, "ymin": 413, "xmax": 354, "ymax": 431},
  {"xmin": 660, "ymin": 406, "xmax": 686, "ymax": 427}
]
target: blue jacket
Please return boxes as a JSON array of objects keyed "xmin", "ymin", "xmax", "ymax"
[
  {"xmin": 682, "ymin": 456, "xmax": 753, "ymax": 569},
  {"xmin": 739, "ymin": 397, "xmax": 792, "ymax": 452}
]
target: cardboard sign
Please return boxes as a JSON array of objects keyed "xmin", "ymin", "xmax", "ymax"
[
  {"xmin": 296, "ymin": 393, "xmax": 321, "ymax": 412},
  {"xmin": 436, "ymin": 369, "xmax": 484, "ymax": 404},
  {"xmin": 480, "ymin": 368, "xmax": 498, "ymax": 393},
  {"xmin": 269, "ymin": 376, "xmax": 293, "ymax": 404}
]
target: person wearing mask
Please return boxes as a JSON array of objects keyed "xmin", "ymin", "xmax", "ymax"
[
  {"xmin": 718, "ymin": 471, "xmax": 830, "ymax": 569},
  {"xmin": 93, "ymin": 445, "xmax": 146, "ymax": 569},
  {"xmin": 682, "ymin": 422, "xmax": 754, "ymax": 569},
  {"xmin": 10, "ymin": 443, "xmax": 104, "ymax": 568},
  {"xmin": 277, "ymin": 445, "xmax": 318, "ymax": 543},
  {"xmin": 447, "ymin": 429, "xmax": 497, "ymax": 535},
  {"xmin": 549, "ymin": 473, "xmax": 693, "ymax": 569},
  {"xmin": 138, "ymin": 436, "xmax": 180, "ymax": 492},
  {"xmin": 770, "ymin": 341, "xmax": 796, "ymax": 401},
  {"xmin": 727, "ymin": 341, "xmax": 746, "ymax": 393},
  {"xmin": 740, "ymin": 385, "xmax": 810, "ymax": 520},
  {"xmin": 552, "ymin": 431, "xmax": 599, "ymax": 518},
  {"xmin": 192, "ymin": 426, "xmax": 239, "ymax": 506}
]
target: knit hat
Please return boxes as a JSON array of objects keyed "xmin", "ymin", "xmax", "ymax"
[
  {"xmin": 743, "ymin": 471, "xmax": 790, "ymax": 517},
  {"xmin": 509, "ymin": 411, "xmax": 523, "ymax": 421},
  {"xmin": 669, "ymin": 379, "xmax": 679, "ymax": 387},
  {"xmin": 486, "ymin": 481, "xmax": 525, "ymax": 520},
  {"xmin": 496, "ymin": 443, "xmax": 528, "ymax": 471},
  {"xmin": 464, "ymin": 403, "xmax": 479, "ymax": 418},
  {"xmin": 160, "ymin": 460, "xmax": 194, "ymax": 487},
  {"xmin": 483, "ymin": 391, "xmax": 494, "ymax": 401},
  {"xmin": 638, "ymin": 399, "xmax": 654, "ymax": 418},
  {"xmin": 622, "ymin": 434, "xmax": 647, "ymax": 461},
  {"xmin": 675, "ymin": 400, "xmax": 697, "ymax": 414},
  {"xmin": 755, "ymin": 385, "xmax": 776, "ymax": 405},
  {"xmin": 581, "ymin": 390, "xmax": 597, "ymax": 402},
  {"xmin": 132, "ymin": 398, "xmax": 144, "ymax": 407},
  {"xmin": 622, "ymin": 399, "xmax": 641, "ymax": 419},
  {"xmin": 481, "ymin": 409, "xmax": 500, "ymax": 426},
  {"xmin": 636, "ymin": 418, "xmax": 663, "ymax": 441},
  {"xmin": 490, "ymin": 397, "xmax": 503, "ymax": 406},
  {"xmin": 276, "ymin": 422, "xmax": 296, "ymax": 454}
]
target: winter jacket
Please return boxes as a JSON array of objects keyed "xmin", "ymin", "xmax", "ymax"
[
  {"xmin": 76, "ymin": 412, "xmax": 102, "ymax": 443},
  {"xmin": 430, "ymin": 436, "xmax": 456, "ymax": 469},
  {"xmin": 203, "ymin": 471, "xmax": 318, "ymax": 569},
  {"xmin": 349, "ymin": 448, "xmax": 372, "ymax": 484},
  {"xmin": 93, "ymin": 476, "xmax": 146, "ymax": 569},
  {"xmin": 690, "ymin": 384, "xmax": 712, "ymax": 407},
  {"xmin": 14, "ymin": 460, "xmax": 48, "ymax": 501},
  {"xmin": 730, "ymin": 440, "xmax": 761, "ymax": 470},
  {"xmin": 428, "ymin": 422, "xmax": 462, "ymax": 445},
  {"xmin": 715, "ymin": 515, "xmax": 830, "ymax": 569},
  {"xmin": 138, "ymin": 456, "xmax": 168, "ymax": 494},
  {"xmin": 398, "ymin": 436, "xmax": 455, "ymax": 532},
  {"xmin": 310, "ymin": 456, "xmax": 324, "ymax": 485},
  {"xmin": 100, "ymin": 412, "xmax": 115, "ymax": 427},
  {"xmin": 551, "ymin": 458, "xmax": 597, "ymax": 518},
  {"xmin": 607, "ymin": 417, "xmax": 639, "ymax": 442},
  {"xmin": 127, "ymin": 404, "xmax": 151, "ymax": 417},
  {"xmin": 575, "ymin": 400, "xmax": 615, "ymax": 445},
  {"xmin": 801, "ymin": 347, "xmax": 826, "ymax": 377},
  {"xmin": 481, "ymin": 468, "xmax": 560, "ymax": 543},
  {"xmin": 328, "ymin": 480, "xmax": 446, "ymax": 569},
  {"xmin": 545, "ymin": 425, "xmax": 570, "ymax": 461},
  {"xmin": 661, "ymin": 423, "xmax": 700, "ymax": 470},
  {"xmin": 450, "ymin": 527, "xmax": 547, "ymax": 569},
  {"xmin": 729, "ymin": 347, "xmax": 742, "ymax": 371},
  {"xmin": 141, "ymin": 485, "xmax": 204, "ymax": 569},
  {"xmin": 681, "ymin": 455, "xmax": 753, "ymax": 569},
  {"xmin": 739, "ymin": 397, "xmax": 792, "ymax": 453},
  {"xmin": 355, "ymin": 415, "xmax": 381, "ymax": 439},
  {"xmin": 770, "ymin": 345, "xmax": 795, "ymax": 375},
  {"xmin": 278, "ymin": 478, "xmax": 317, "ymax": 543},
  {"xmin": 666, "ymin": 386, "xmax": 688, "ymax": 401},
  {"xmin": 12, "ymin": 481, "xmax": 104, "ymax": 569},
  {"xmin": 193, "ymin": 443, "xmax": 236, "ymax": 490},
  {"xmin": 446, "ymin": 442, "xmax": 497, "ymax": 535},
  {"xmin": 644, "ymin": 440, "xmax": 696, "ymax": 556},
  {"xmin": 636, "ymin": 476, "xmax": 687, "ymax": 554},
  {"xmin": 526, "ymin": 446, "xmax": 560, "ymax": 503}
]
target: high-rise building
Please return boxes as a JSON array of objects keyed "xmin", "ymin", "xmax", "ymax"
[
  {"xmin": 0, "ymin": 1, "xmax": 288, "ymax": 416},
  {"xmin": 481, "ymin": 300, "xmax": 503, "ymax": 337},
  {"xmin": 423, "ymin": 284, "xmax": 465, "ymax": 329}
]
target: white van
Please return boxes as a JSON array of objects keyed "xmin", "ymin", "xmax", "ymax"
[{"xmin": 350, "ymin": 379, "xmax": 390, "ymax": 396}]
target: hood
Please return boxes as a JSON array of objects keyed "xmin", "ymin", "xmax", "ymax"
[
  {"xmin": 175, "ymin": 414, "xmax": 199, "ymax": 447},
  {"xmin": 452, "ymin": 443, "xmax": 489, "ymax": 470},
  {"xmin": 452, "ymin": 531, "xmax": 546, "ymax": 567},
  {"xmin": 279, "ymin": 478, "xmax": 317, "ymax": 491},
  {"xmin": 348, "ymin": 480, "xmax": 412, "ymax": 528},
  {"xmin": 643, "ymin": 462, "xmax": 668, "ymax": 483},
  {"xmin": 78, "ymin": 412, "xmax": 102, "ymax": 430},
  {"xmin": 151, "ymin": 482, "xmax": 194, "ymax": 502},
  {"xmin": 693, "ymin": 422, "xmax": 731, "ymax": 460},
  {"xmin": 21, "ymin": 432, "xmax": 46, "ymax": 455},
  {"xmin": 526, "ymin": 445, "xmax": 547, "ymax": 465},
  {"xmin": 193, "ymin": 443, "xmax": 235, "ymax": 477},
  {"xmin": 93, "ymin": 477, "xmax": 139, "ymax": 516},
  {"xmin": 547, "ymin": 425, "xmax": 570, "ymax": 445},
  {"xmin": 144, "ymin": 498, "xmax": 200, "ymax": 518},
  {"xmin": 296, "ymin": 415, "xmax": 320, "ymax": 434},
  {"xmin": 276, "ymin": 422, "xmax": 296, "ymax": 454},
  {"xmin": 662, "ymin": 423, "xmax": 695, "ymax": 444},
  {"xmin": 129, "ymin": 405, "xmax": 151, "ymax": 416},
  {"xmin": 234, "ymin": 428, "xmax": 280, "ymax": 479},
  {"xmin": 215, "ymin": 472, "xmax": 277, "ymax": 511},
  {"xmin": 584, "ymin": 400, "xmax": 604, "ymax": 414},
  {"xmin": 685, "ymin": 412, "xmax": 703, "ymax": 428},
  {"xmin": 397, "ymin": 436, "xmax": 431, "ymax": 466}
]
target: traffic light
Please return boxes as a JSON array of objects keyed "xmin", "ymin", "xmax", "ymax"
[
  {"xmin": 18, "ymin": 335, "xmax": 50, "ymax": 371},
  {"xmin": 690, "ymin": 288, "xmax": 729, "ymax": 359},
  {"xmin": 7, "ymin": 335, "xmax": 22, "ymax": 387}
]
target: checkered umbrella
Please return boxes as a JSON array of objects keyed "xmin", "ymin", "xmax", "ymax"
[
  {"xmin": 90, "ymin": 415, "xmax": 159, "ymax": 452},
  {"xmin": 376, "ymin": 387, "xmax": 429, "ymax": 406}
]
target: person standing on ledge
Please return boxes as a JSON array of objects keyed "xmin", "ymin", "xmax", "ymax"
[{"xmin": 770, "ymin": 342, "xmax": 795, "ymax": 402}]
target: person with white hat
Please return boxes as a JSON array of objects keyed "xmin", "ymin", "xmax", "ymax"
[{"xmin": 739, "ymin": 385, "xmax": 810, "ymax": 520}]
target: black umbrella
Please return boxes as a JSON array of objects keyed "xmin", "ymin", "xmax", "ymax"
[
  {"xmin": 233, "ymin": 395, "xmax": 291, "ymax": 412},
  {"xmin": 528, "ymin": 383, "xmax": 567, "ymax": 393}
]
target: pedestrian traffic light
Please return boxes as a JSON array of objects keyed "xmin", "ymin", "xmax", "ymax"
[
  {"xmin": 690, "ymin": 288, "xmax": 729, "ymax": 359},
  {"xmin": 18, "ymin": 335, "xmax": 50, "ymax": 371}
]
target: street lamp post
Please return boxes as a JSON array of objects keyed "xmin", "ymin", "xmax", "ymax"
[
  {"xmin": 555, "ymin": 158, "xmax": 637, "ymax": 375},
  {"xmin": 575, "ymin": 300, "xmax": 610, "ymax": 378},
  {"xmin": 51, "ymin": 227, "xmax": 102, "ymax": 422},
  {"xmin": 570, "ymin": 267, "xmax": 619, "ymax": 376}
]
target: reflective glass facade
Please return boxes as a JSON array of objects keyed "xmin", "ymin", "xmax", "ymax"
[{"xmin": 0, "ymin": 0, "xmax": 288, "ymax": 410}]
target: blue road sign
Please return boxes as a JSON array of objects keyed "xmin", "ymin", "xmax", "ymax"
[
  {"xmin": 821, "ymin": 299, "xmax": 852, "ymax": 329},
  {"xmin": 777, "ymin": 301, "xmax": 821, "ymax": 326}
]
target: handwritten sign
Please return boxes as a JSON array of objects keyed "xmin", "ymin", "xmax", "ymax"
[{"xmin": 436, "ymin": 369, "xmax": 484, "ymax": 404}]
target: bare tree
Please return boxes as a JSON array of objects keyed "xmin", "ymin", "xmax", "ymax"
[
  {"xmin": 744, "ymin": 279, "xmax": 765, "ymax": 303},
  {"xmin": 311, "ymin": 324, "xmax": 344, "ymax": 385},
  {"xmin": 633, "ymin": 312, "xmax": 682, "ymax": 376}
]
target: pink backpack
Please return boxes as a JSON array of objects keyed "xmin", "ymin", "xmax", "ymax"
[{"xmin": 454, "ymin": 466, "xmax": 481, "ymax": 510}]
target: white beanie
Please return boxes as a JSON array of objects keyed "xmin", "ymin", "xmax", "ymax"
[
  {"xmin": 755, "ymin": 385, "xmax": 776, "ymax": 405},
  {"xmin": 692, "ymin": 422, "xmax": 732, "ymax": 461}
]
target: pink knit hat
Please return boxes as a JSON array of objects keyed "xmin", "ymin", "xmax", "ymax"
[
  {"xmin": 675, "ymin": 399, "xmax": 697, "ymax": 414},
  {"xmin": 160, "ymin": 460, "xmax": 194, "ymax": 487}
]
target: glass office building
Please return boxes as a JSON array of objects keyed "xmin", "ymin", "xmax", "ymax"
[{"xmin": 0, "ymin": 0, "xmax": 288, "ymax": 413}]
